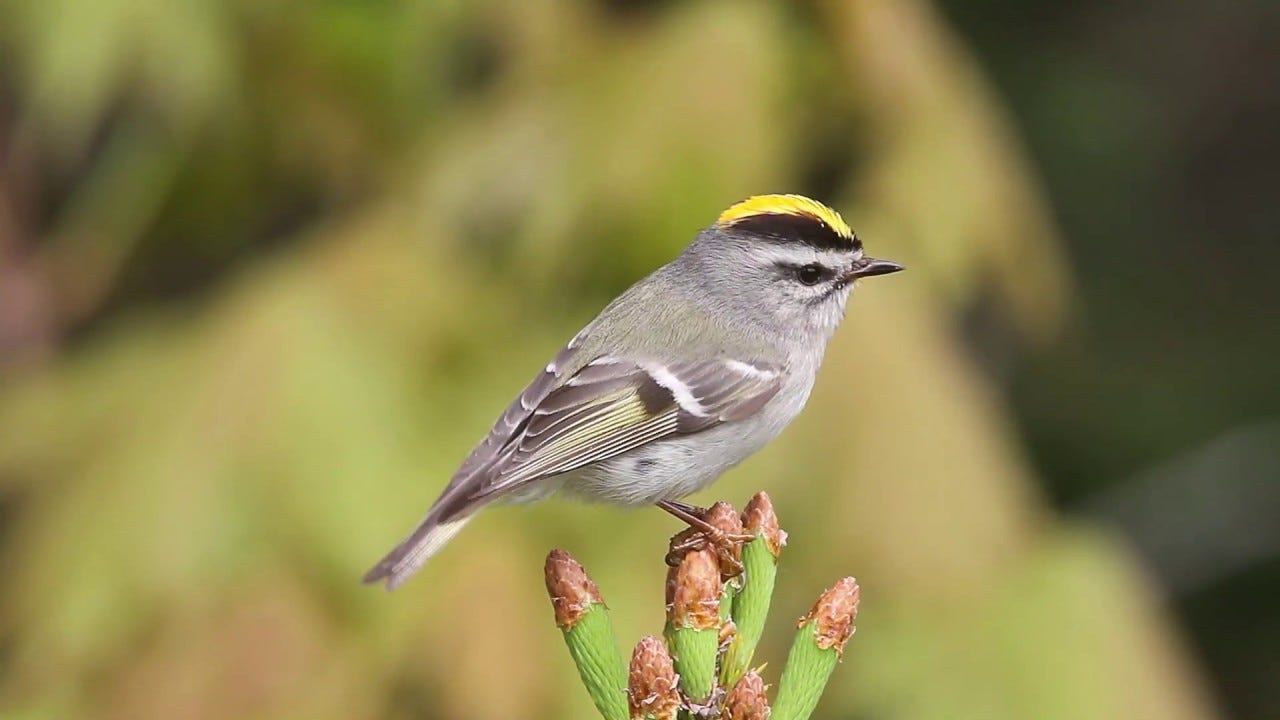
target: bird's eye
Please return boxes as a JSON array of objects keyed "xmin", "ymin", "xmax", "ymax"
[{"xmin": 795, "ymin": 264, "xmax": 825, "ymax": 286}]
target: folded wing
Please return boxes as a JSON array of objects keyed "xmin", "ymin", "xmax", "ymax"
[{"xmin": 443, "ymin": 353, "xmax": 782, "ymax": 515}]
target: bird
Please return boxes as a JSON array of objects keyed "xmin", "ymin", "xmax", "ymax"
[{"xmin": 363, "ymin": 194, "xmax": 903, "ymax": 589}]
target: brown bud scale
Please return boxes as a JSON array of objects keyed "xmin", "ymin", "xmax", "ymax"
[
  {"xmin": 718, "ymin": 618, "xmax": 738, "ymax": 652},
  {"xmin": 724, "ymin": 670, "xmax": 771, "ymax": 720},
  {"xmin": 742, "ymin": 492, "xmax": 787, "ymax": 559},
  {"xmin": 664, "ymin": 560, "xmax": 679, "ymax": 609},
  {"xmin": 797, "ymin": 576, "xmax": 860, "ymax": 654},
  {"xmin": 704, "ymin": 501, "xmax": 746, "ymax": 580},
  {"xmin": 628, "ymin": 636, "xmax": 681, "ymax": 720},
  {"xmin": 544, "ymin": 549, "xmax": 603, "ymax": 630},
  {"xmin": 668, "ymin": 546, "xmax": 721, "ymax": 631}
]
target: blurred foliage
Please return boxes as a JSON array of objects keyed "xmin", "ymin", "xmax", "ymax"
[{"xmin": 0, "ymin": 1, "xmax": 1231, "ymax": 718}]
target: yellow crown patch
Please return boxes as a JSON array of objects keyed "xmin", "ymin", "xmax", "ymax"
[{"xmin": 716, "ymin": 194, "xmax": 853, "ymax": 240}]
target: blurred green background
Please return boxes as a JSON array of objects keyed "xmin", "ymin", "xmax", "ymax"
[{"xmin": 1, "ymin": 0, "xmax": 1276, "ymax": 718}]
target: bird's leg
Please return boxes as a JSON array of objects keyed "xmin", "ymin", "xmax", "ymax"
[
  {"xmin": 656, "ymin": 500, "xmax": 753, "ymax": 577},
  {"xmin": 660, "ymin": 499, "xmax": 707, "ymax": 518},
  {"xmin": 656, "ymin": 499, "xmax": 716, "ymax": 537}
]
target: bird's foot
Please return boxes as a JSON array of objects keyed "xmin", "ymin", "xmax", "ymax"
[{"xmin": 657, "ymin": 500, "xmax": 752, "ymax": 579}]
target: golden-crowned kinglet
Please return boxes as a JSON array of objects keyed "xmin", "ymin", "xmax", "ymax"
[{"xmin": 365, "ymin": 194, "xmax": 902, "ymax": 589}]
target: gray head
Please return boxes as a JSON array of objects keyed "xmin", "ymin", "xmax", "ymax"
[{"xmin": 672, "ymin": 195, "xmax": 903, "ymax": 344}]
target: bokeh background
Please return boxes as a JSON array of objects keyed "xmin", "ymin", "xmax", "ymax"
[{"xmin": 1, "ymin": 1, "xmax": 1276, "ymax": 718}]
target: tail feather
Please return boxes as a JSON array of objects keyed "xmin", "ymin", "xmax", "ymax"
[{"xmin": 362, "ymin": 514, "xmax": 474, "ymax": 590}]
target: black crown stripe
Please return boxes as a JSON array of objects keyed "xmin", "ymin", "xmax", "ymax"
[{"xmin": 727, "ymin": 212, "xmax": 861, "ymax": 252}]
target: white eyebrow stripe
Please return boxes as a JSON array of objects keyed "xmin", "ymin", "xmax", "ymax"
[
  {"xmin": 752, "ymin": 244, "xmax": 852, "ymax": 269},
  {"xmin": 643, "ymin": 362, "xmax": 710, "ymax": 417},
  {"xmin": 754, "ymin": 245, "xmax": 821, "ymax": 266}
]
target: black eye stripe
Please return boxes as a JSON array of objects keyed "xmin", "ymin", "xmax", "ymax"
[{"xmin": 778, "ymin": 262, "xmax": 833, "ymax": 286}]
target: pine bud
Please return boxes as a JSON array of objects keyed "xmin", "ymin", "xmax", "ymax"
[
  {"xmin": 668, "ymin": 546, "xmax": 721, "ymax": 631},
  {"xmin": 724, "ymin": 670, "xmax": 771, "ymax": 720},
  {"xmin": 703, "ymin": 500, "xmax": 746, "ymax": 581},
  {"xmin": 545, "ymin": 549, "xmax": 604, "ymax": 630},
  {"xmin": 742, "ymin": 492, "xmax": 786, "ymax": 560},
  {"xmin": 798, "ymin": 577, "xmax": 860, "ymax": 654},
  {"xmin": 627, "ymin": 636, "xmax": 681, "ymax": 720}
]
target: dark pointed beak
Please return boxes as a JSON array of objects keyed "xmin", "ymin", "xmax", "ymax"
[{"xmin": 845, "ymin": 257, "xmax": 904, "ymax": 281}]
